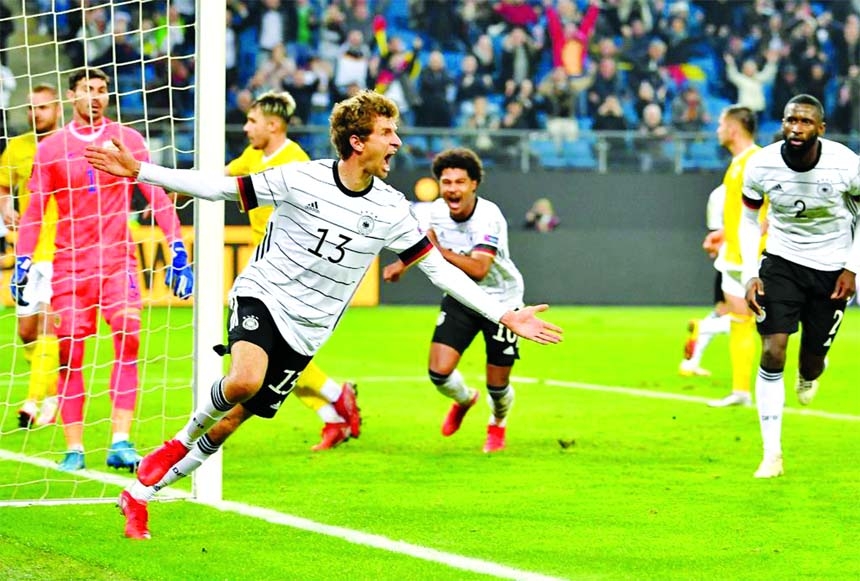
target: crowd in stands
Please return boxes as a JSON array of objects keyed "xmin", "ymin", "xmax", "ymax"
[
  {"xmin": 217, "ymin": 0, "xmax": 860, "ymax": 169},
  {"xmin": 9, "ymin": 0, "xmax": 860, "ymax": 171}
]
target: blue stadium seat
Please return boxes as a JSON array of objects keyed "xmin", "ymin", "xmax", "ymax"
[
  {"xmin": 385, "ymin": 0, "xmax": 410, "ymax": 29},
  {"xmin": 173, "ymin": 130, "xmax": 195, "ymax": 169},
  {"xmin": 442, "ymin": 50, "xmax": 464, "ymax": 74},
  {"xmin": 682, "ymin": 140, "xmax": 724, "ymax": 171},
  {"xmin": 563, "ymin": 136, "xmax": 598, "ymax": 169},
  {"xmin": 531, "ymin": 136, "xmax": 597, "ymax": 170},
  {"xmin": 117, "ymin": 91, "xmax": 144, "ymax": 118},
  {"xmin": 704, "ymin": 96, "xmax": 732, "ymax": 119},
  {"xmin": 530, "ymin": 138, "xmax": 567, "ymax": 169},
  {"xmin": 758, "ymin": 120, "xmax": 782, "ymax": 142}
]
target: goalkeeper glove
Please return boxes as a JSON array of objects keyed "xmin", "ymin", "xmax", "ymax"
[
  {"xmin": 10, "ymin": 256, "xmax": 32, "ymax": 307},
  {"xmin": 166, "ymin": 241, "xmax": 194, "ymax": 299}
]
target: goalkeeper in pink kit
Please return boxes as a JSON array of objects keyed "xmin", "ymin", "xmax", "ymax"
[{"xmin": 12, "ymin": 68, "xmax": 193, "ymax": 472}]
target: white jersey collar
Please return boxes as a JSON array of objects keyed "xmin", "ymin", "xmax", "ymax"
[{"xmin": 68, "ymin": 120, "xmax": 109, "ymax": 142}]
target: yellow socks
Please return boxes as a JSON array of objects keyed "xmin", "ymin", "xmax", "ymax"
[
  {"xmin": 729, "ymin": 315, "xmax": 756, "ymax": 394},
  {"xmin": 294, "ymin": 361, "xmax": 331, "ymax": 411},
  {"xmin": 27, "ymin": 335, "xmax": 60, "ymax": 402},
  {"xmin": 23, "ymin": 341, "xmax": 36, "ymax": 363}
]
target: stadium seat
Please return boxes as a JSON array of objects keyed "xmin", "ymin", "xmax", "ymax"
[
  {"xmin": 758, "ymin": 120, "xmax": 782, "ymax": 143},
  {"xmin": 530, "ymin": 138, "xmax": 567, "ymax": 169},
  {"xmin": 531, "ymin": 136, "xmax": 597, "ymax": 170},
  {"xmin": 704, "ymin": 96, "xmax": 732, "ymax": 120},
  {"xmin": 442, "ymin": 51, "xmax": 464, "ymax": 74},
  {"xmin": 682, "ymin": 140, "xmax": 724, "ymax": 171},
  {"xmin": 563, "ymin": 135, "xmax": 598, "ymax": 169},
  {"xmin": 117, "ymin": 91, "xmax": 145, "ymax": 119},
  {"xmin": 172, "ymin": 130, "xmax": 195, "ymax": 169},
  {"xmin": 384, "ymin": 0, "xmax": 410, "ymax": 29}
]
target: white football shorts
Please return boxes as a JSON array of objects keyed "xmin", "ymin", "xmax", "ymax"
[
  {"xmin": 719, "ymin": 264, "xmax": 746, "ymax": 299},
  {"xmin": 17, "ymin": 261, "xmax": 53, "ymax": 316}
]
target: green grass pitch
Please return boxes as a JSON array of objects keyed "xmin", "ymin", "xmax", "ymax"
[{"xmin": 1, "ymin": 305, "xmax": 859, "ymax": 580}]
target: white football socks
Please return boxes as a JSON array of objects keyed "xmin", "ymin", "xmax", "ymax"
[
  {"xmin": 177, "ymin": 378, "xmax": 234, "ymax": 448},
  {"xmin": 435, "ymin": 369, "xmax": 472, "ymax": 403},
  {"xmin": 688, "ymin": 313, "xmax": 730, "ymax": 366},
  {"xmin": 487, "ymin": 385, "xmax": 515, "ymax": 425},
  {"xmin": 755, "ymin": 368, "xmax": 785, "ymax": 459}
]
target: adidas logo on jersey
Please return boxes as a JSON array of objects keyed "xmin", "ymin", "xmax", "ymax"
[
  {"xmin": 305, "ymin": 201, "xmax": 320, "ymax": 213},
  {"xmin": 772, "ymin": 184, "xmax": 783, "ymax": 191}
]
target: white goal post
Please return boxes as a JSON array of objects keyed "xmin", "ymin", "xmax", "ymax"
[
  {"xmin": 191, "ymin": 0, "xmax": 225, "ymax": 504},
  {"xmin": 0, "ymin": 0, "xmax": 225, "ymax": 506}
]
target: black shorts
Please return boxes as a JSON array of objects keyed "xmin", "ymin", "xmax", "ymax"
[
  {"xmin": 756, "ymin": 252, "xmax": 848, "ymax": 355},
  {"xmin": 432, "ymin": 294, "xmax": 520, "ymax": 367},
  {"xmin": 712, "ymin": 270, "xmax": 724, "ymax": 305},
  {"xmin": 225, "ymin": 296, "xmax": 313, "ymax": 418}
]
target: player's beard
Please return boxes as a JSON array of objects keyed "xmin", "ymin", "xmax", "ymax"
[{"xmin": 784, "ymin": 135, "xmax": 818, "ymax": 156}]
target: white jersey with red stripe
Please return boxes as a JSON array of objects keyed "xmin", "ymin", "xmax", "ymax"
[
  {"xmin": 426, "ymin": 197, "xmax": 524, "ymax": 309},
  {"xmin": 235, "ymin": 159, "xmax": 431, "ymax": 354},
  {"xmin": 742, "ymin": 138, "xmax": 860, "ymax": 272}
]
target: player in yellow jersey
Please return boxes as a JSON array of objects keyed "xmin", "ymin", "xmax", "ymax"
[
  {"xmin": 0, "ymin": 85, "xmax": 62, "ymax": 427},
  {"xmin": 685, "ymin": 105, "xmax": 767, "ymax": 407},
  {"xmin": 225, "ymin": 91, "xmax": 361, "ymax": 450},
  {"xmin": 678, "ymin": 183, "xmax": 732, "ymax": 377}
]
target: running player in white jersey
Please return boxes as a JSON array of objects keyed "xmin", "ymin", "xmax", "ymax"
[
  {"xmin": 85, "ymin": 90, "xmax": 563, "ymax": 539},
  {"xmin": 740, "ymin": 94, "xmax": 860, "ymax": 479},
  {"xmin": 383, "ymin": 148, "xmax": 523, "ymax": 453}
]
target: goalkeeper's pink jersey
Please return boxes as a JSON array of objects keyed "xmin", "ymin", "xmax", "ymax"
[{"xmin": 17, "ymin": 119, "xmax": 182, "ymax": 273}]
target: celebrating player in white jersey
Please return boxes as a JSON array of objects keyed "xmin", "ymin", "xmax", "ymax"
[
  {"xmin": 85, "ymin": 90, "xmax": 563, "ymax": 539},
  {"xmin": 383, "ymin": 148, "xmax": 524, "ymax": 453},
  {"xmin": 739, "ymin": 94, "xmax": 860, "ymax": 479}
]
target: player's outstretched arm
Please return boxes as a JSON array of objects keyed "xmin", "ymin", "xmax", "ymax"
[
  {"xmin": 382, "ymin": 259, "xmax": 405, "ymax": 282},
  {"xmin": 500, "ymin": 305, "xmax": 562, "ymax": 345},
  {"xmin": 84, "ymin": 138, "xmax": 140, "ymax": 177},
  {"xmin": 415, "ymin": 249, "xmax": 563, "ymax": 344},
  {"xmin": 85, "ymin": 139, "xmax": 239, "ymax": 202}
]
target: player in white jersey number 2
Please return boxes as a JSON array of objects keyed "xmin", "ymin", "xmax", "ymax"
[
  {"xmin": 384, "ymin": 148, "xmax": 524, "ymax": 453},
  {"xmin": 739, "ymin": 94, "xmax": 860, "ymax": 479},
  {"xmin": 85, "ymin": 90, "xmax": 563, "ymax": 539}
]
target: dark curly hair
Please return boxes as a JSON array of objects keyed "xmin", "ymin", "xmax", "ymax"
[{"xmin": 431, "ymin": 147, "xmax": 484, "ymax": 185}]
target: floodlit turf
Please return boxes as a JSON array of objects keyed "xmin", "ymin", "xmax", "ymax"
[{"xmin": 1, "ymin": 305, "xmax": 859, "ymax": 580}]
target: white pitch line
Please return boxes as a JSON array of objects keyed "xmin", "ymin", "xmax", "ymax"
[
  {"xmin": 3, "ymin": 373, "xmax": 857, "ymax": 581},
  {"xmin": 0, "ymin": 448, "xmax": 567, "ymax": 581},
  {"xmin": 199, "ymin": 498, "xmax": 567, "ymax": 581},
  {"xmin": 543, "ymin": 379, "xmax": 860, "ymax": 422},
  {"xmin": 360, "ymin": 375, "xmax": 860, "ymax": 422}
]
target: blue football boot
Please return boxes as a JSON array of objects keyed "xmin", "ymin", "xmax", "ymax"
[
  {"xmin": 106, "ymin": 440, "xmax": 142, "ymax": 472},
  {"xmin": 57, "ymin": 450, "xmax": 85, "ymax": 472}
]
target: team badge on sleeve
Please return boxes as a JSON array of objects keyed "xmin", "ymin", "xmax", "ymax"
[{"xmin": 242, "ymin": 315, "xmax": 260, "ymax": 331}]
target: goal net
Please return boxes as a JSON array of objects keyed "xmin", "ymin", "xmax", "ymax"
[{"xmin": 0, "ymin": 0, "xmax": 224, "ymax": 505}]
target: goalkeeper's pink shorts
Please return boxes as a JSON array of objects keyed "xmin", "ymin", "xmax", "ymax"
[{"xmin": 51, "ymin": 267, "xmax": 142, "ymax": 337}]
